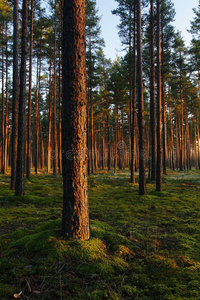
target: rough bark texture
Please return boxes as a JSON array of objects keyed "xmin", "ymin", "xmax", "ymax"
[
  {"xmin": 62, "ymin": 0, "xmax": 90, "ymax": 240},
  {"xmin": 15, "ymin": 0, "xmax": 28, "ymax": 196},
  {"xmin": 137, "ymin": 0, "xmax": 146, "ymax": 195}
]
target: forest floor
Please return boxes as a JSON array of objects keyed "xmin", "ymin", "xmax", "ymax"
[{"xmin": 0, "ymin": 169, "xmax": 200, "ymax": 299}]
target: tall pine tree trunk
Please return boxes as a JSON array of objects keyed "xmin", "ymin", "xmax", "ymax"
[
  {"xmin": 15, "ymin": 0, "xmax": 28, "ymax": 196},
  {"xmin": 137, "ymin": 0, "xmax": 146, "ymax": 195},
  {"xmin": 161, "ymin": 73, "xmax": 167, "ymax": 175},
  {"xmin": 35, "ymin": 58, "xmax": 39, "ymax": 174},
  {"xmin": 150, "ymin": 0, "xmax": 156, "ymax": 180},
  {"xmin": 1, "ymin": 37, "xmax": 5, "ymax": 174},
  {"xmin": 156, "ymin": 0, "xmax": 162, "ymax": 191},
  {"xmin": 131, "ymin": 3, "xmax": 136, "ymax": 184},
  {"xmin": 27, "ymin": 0, "xmax": 33, "ymax": 179},
  {"xmin": 4, "ymin": 23, "xmax": 9, "ymax": 173},
  {"xmin": 53, "ymin": 1, "xmax": 58, "ymax": 176},
  {"xmin": 106, "ymin": 99, "xmax": 111, "ymax": 171},
  {"xmin": 62, "ymin": 0, "xmax": 90, "ymax": 240},
  {"xmin": 11, "ymin": 0, "xmax": 19, "ymax": 189},
  {"xmin": 47, "ymin": 61, "xmax": 52, "ymax": 173}
]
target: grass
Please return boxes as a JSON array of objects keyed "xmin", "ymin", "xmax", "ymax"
[{"xmin": 0, "ymin": 169, "xmax": 200, "ymax": 299}]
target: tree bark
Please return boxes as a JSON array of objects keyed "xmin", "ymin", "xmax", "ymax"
[
  {"xmin": 131, "ymin": 2, "xmax": 136, "ymax": 184},
  {"xmin": 156, "ymin": 0, "xmax": 162, "ymax": 191},
  {"xmin": 62, "ymin": 0, "xmax": 90, "ymax": 240},
  {"xmin": 150, "ymin": 0, "xmax": 156, "ymax": 180},
  {"xmin": 53, "ymin": 0, "xmax": 58, "ymax": 176},
  {"xmin": 1, "ymin": 36, "xmax": 5, "ymax": 174},
  {"xmin": 15, "ymin": 0, "xmax": 28, "ymax": 196},
  {"xmin": 35, "ymin": 57, "xmax": 40, "ymax": 174},
  {"xmin": 11, "ymin": 0, "xmax": 19, "ymax": 189},
  {"xmin": 27, "ymin": 0, "xmax": 33, "ymax": 179},
  {"xmin": 137, "ymin": 0, "xmax": 146, "ymax": 195},
  {"xmin": 4, "ymin": 22, "xmax": 9, "ymax": 173},
  {"xmin": 47, "ymin": 61, "xmax": 52, "ymax": 173}
]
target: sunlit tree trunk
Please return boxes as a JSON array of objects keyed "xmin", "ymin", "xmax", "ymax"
[
  {"xmin": 62, "ymin": 0, "xmax": 90, "ymax": 240},
  {"xmin": 137, "ymin": 0, "xmax": 146, "ymax": 194},
  {"xmin": 47, "ymin": 61, "xmax": 52, "ymax": 173},
  {"xmin": 53, "ymin": 0, "xmax": 58, "ymax": 176},
  {"xmin": 161, "ymin": 74, "xmax": 167, "ymax": 175},
  {"xmin": 11, "ymin": 0, "xmax": 19, "ymax": 189},
  {"xmin": 106, "ymin": 99, "xmax": 111, "ymax": 171},
  {"xmin": 27, "ymin": 0, "xmax": 33, "ymax": 179},
  {"xmin": 150, "ymin": 0, "xmax": 156, "ymax": 180},
  {"xmin": 1, "ymin": 35, "xmax": 5, "ymax": 174}
]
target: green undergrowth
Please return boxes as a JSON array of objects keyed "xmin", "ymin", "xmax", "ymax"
[{"xmin": 0, "ymin": 169, "xmax": 200, "ymax": 299}]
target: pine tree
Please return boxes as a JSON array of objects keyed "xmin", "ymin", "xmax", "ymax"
[
  {"xmin": 136, "ymin": 0, "xmax": 146, "ymax": 195},
  {"xmin": 156, "ymin": 0, "xmax": 162, "ymax": 191},
  {"xmin": 85, "ymin": 0, "xmax": 104, "ymax": 174},
  {"xmin": 15, "ymin": 0, "xmax": 28, "ymax": 196},
  {"xmin": 62, "ymin": 0, "xmax": 90, "ymax": 239},
  {"xmin": 11, "ymin": 0, "xmax": 19, "ymax": 189}
]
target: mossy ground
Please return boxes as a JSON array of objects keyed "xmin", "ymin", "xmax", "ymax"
[{"xmin": 0, "ymin": 169, "xmax": 199, "ymax": 299}]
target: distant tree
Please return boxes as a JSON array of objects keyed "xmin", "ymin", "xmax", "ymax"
[
  {"xmin": 26, "ymin": 0, "xmax": 34, "ymax": 180},
  {"xmin": 85, "ymin": 0, "xmax": 104, "ymax": 174},
  {"xmin": 62, "ymin": 0, "xmax": 90, "ymax": 239},
  {"xmin": 150, "ymin": 0, "xmax": 156, "ymax": 180},
  {"xmin": 160, "ymin": 0, "xmax": 175, "ymax": 175}
]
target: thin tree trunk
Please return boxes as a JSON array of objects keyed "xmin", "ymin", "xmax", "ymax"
[
  {"xmin": 156, "ymin": 0, "xmax": 162, "ymax": 191},
  {"xmin": 137, "ymin": 0, "xmax": 146, "ymax": 194},
  {"xmin": 58, "ymin": 41, "xmax": 62, "ymax": 173},
  {"xmin": 102, "ymin": 114, "xmax": 105, "ymax": 169},
  {"xmin": 1, "ymin": 36, "xmax": 5, "ymax": 173},
  {"xmin": 150, "ymin": 0, "xmax": 156, "ymax": 180},
  {"xmin": 27, "ymin": 0, "xmax": 33, "ymax": 179},
  {"xmin": 35, "ymin": 58, "xmax": 39, "ymax": 174},
  {"xmin": 11, "ymin": 0, "xmax": 19, "ymax": 189},
  {"xmin": 106, "ymin": 99, "xmax": 111, "ymax": 170},
  {"xmin": 47, "ymin": 61, "xmax": 52, "ymax": 173},
  {"xmin": 131, "ymin": 2, "xmax": 136, "ymax": 183},
  {"xmin": 15, "ymin": 0, "xmax": 28, "ymax": 196},
  {"xmin": 4, "ymin": 23, "xmax": 9, "ymax": 173},
  {"xmin": 87, "ymin": 99, "xmax": 90, "ymax": 175},
  {"xmin": 129, "ymin": 6, "xmax": 133, "ymax": 168},
  {"xmin": 53, "ymin": 0, "xmax": 58, "ymax": 176},
  {"xmin": 180, "ymin": 71, "xmax": 184, "ymax": 171},
  {"xmin": 90, "ymin": 90, "xmax": 94, "ymax": 173},
  {"xmin": 114, "ymin": 101, "xmax": 118, "ymax": 174},
  {"xmin": 161, "ymin": 73, "xmax": 167, "ymax": 174}
]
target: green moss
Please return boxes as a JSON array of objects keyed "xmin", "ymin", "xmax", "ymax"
[{"xmin": 0, "ymin": 169, "xmax": 200, "ymax": 299}]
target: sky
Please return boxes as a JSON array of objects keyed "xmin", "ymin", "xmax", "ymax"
[{"xmin": 96, "ymin": 0, "xmax": 199, "ymax": 61}]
